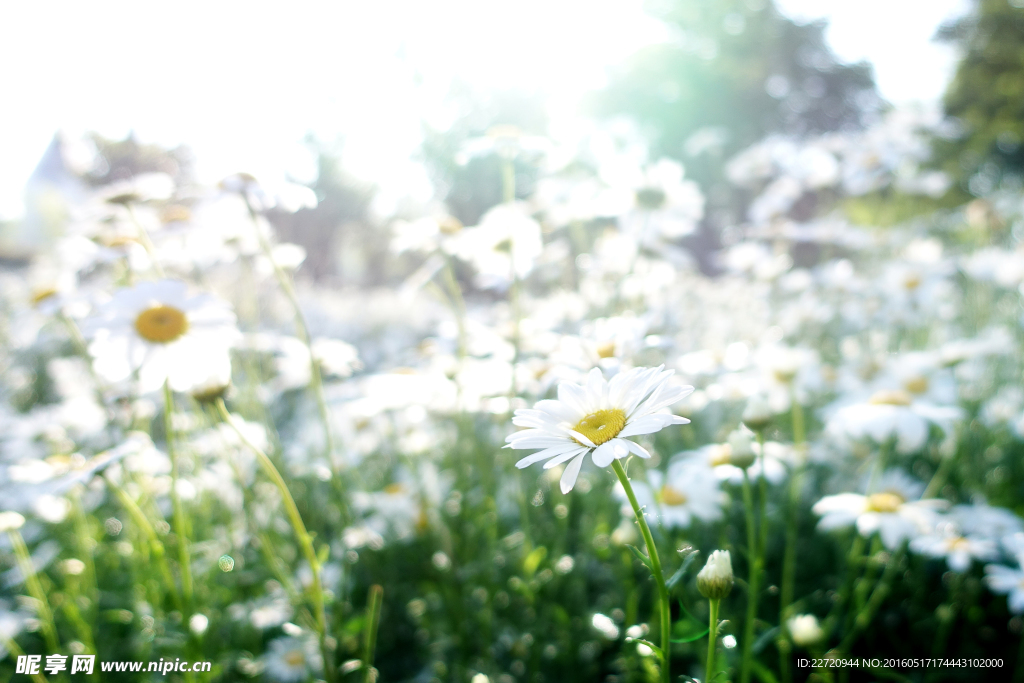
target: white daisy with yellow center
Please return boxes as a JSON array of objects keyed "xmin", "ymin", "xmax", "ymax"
[
  {"xmin": 506, "ymin": 366, "xmax": 693, "ymax": 493},
  {"xmin": 86, "ymin": 279, "xmax": 239, "ymax": 393},
  {"xmin": 812, "ymin": 486, "xmax": 946, "ymax": 550}
]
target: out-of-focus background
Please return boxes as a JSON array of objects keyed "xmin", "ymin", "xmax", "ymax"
[
  {"xmin": 8, "ymin": 1, "xmax": 1024, "ymax": 682},
  {"xmin": 0, "ymin": 0, "xmax": 971, "ymax": 255}
]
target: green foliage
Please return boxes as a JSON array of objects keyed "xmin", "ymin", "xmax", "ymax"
[
  {"xmin": 592, "ymin": 0, "xmax": 876, "ymax": 186},
  {"xmin": 936, "ymin": 0, "xmax": 1024, "ymax": 194}
]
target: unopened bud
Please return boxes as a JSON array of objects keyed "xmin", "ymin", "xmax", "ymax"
[
  {"xmin": 742, "ymin": 395, "xmax": 773, "ymax": 431},
  {"xmin": 696, "ymin": 550, "xmax": 734, "ymax": 600},
  {"xmin": 727, "ymin": 429, "xmax": 756, "ymax": 469}
]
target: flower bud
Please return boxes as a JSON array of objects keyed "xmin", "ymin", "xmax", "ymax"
[
  {"xmin": 696, "ymin": 550, "xmax": 733, "ymax": 600},
  {"xmin": 727, "ymin": 429, "xmax": 756, "ymax": 469},
  {"xmin": 788, "ymin": 614, "xmax": 824, "ymax": 647},
  {"xmin": 742, "ymin": 395, "xmax": 773, "ymax": 431}
]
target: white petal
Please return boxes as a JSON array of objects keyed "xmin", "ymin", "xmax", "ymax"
[
  {"xmin": 515, "ymin": 443, "xmax": 585, "ymax": 469},
  {"xmin": 591, "ymin": 442, "xmax": 617, "ymax": 468},
  {"xmin": 543, "ymin": 447, "xmax": 590, "ymax": 469},
  {"xmin": 567, "ymin": 430, "xmax": 596, "ymax": 448},
  {"xmin": 624, "ymin": 440, "xmax": 651, "ymax": 459},
  {"xmin": 560, "ymin": 453, "xmax": 587, "ymax": 494}
]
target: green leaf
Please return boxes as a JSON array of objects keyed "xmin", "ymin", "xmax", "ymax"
[
  {"xmin": 630, "ymin": 638, "xmax": 663, "ymax": 660},
  {"xmin": 666, "ymin": 550, "xmax": 700, "ymax": 589},
  {"xmin": 750, "ymin": 659, "xmax": 780, "ymax": 683},
  {"xmin": 316, "ymin": 543, "xmax": 330, "ymax": 564},
  {"xmin": 523, "ymin": 546, "xmax": 547, "ymax": 576},
  {"xmin": 626, "ymin": 544, "xmax": 653, "ymax": 571},
  {"xmin": 752, "ymin": 625, "xmax": 779, "ymax": 655},
  {"xmin": 670, "ymin": 617, "xmax": 709, "ymax": 643}
]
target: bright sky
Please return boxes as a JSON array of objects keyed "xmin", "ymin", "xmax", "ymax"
[{"xmin": 0, "ymin": 0, "xmax": 972, "ymax": 221}]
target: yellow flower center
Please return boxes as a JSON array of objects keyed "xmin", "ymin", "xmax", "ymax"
[
  {"xmin": 944, "ymin": 536, "xmax": 969, "ymax": 552},
  {"xmin": 283, "ymin": 649, "xmax": 305, "ymax": 667},
  {"xmin": 438, "ymin": 216, "xmax": 463, "ymax": 235},
  {"xmin": 904, "ymin": 376, "xmax": 929, "ymax": 395},
  {"xmin": 660, "ymin": 485, "xmax": 688, "ymax": 506},
  {"xmin": 868, "ymin": 390, "xmax": 912, "ymax": 406},
  {"xmin": 903, "ymin": 272, "xmax": 922, "ymax": 290},
  {"xmin": 384, "ymin": 483, "xmax": 405, "ymax": 495},
  {"xmin": 160, "ymin": 204, "xmax": 192, "ymax": 224},
  {"xmin": 708, "ymin": 444, "xmax": 732, "ymax": 468},
  {"xmin": 573, "ymin": 408, "xmax": 627, "ymax": 446},
  {"xmin": 134, "ymin": 305, "xmax": 189, "ymax": 343},
  {"xmin": 595, "ymin": 341, "xmax": 616, "ymax": 359},
  {"xmin": 31, "ymin": 287, "xmax": 59, "ymax": 306},
  {"xmin": 866, "ymin": 492, "xmax": 905, "ymax": 513},
  {"xmin": 102, "ymin": 234, "xmax": 139, "ymax": 248}
]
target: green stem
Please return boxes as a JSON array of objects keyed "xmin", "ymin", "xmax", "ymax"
[
  {"xmin": 362, "ymin": 585, "xmax": 384, "ymax": 683},
  {"xmin": 242, "ymin": 197, "xmax": 340, "ymax": 489},
  {"xmin": 611, "ymin": 459, "xmax": 670, "ymax": 683},
  {"xmin": 707, "ymin": 598, "xmax": 721, "ymax": 682},
  {"xmin": 780, "ymin": 396, "xmax": 805, "ymax": 683},
  {"xmin": 164, "ymin": 382, "xmax": 193, "ymax": 610},
  {"xmin": 106, "ymin": 475, "xmax": 182, "ymax": 610},
  {"xmin": 125, "ymin": 203, "xmax": 166, "ymax": 278},
  {"xmin": 828, "ymin": 533, "xmax": 865, "ymax": 630},
  {"xmin": 839, "ymin": 545, "xmax": 905, "ymax": 653},
  {"xmin": 868, "ymin": 438, "xmax": 891, "ymax": 494},
  {"xmin": 2, "ymin": 637, "xmax": 49, "ymax": 683},
  {"xmin": 8, "ymin": 529, "xmax": 60, "ymax": 653},
  {"xmin": 922, "ymin": 449, "xmax": 955, "ymax": 499},
  {"xmin": 741, "ymin": 469, "xmax": 761, "ymax": 683},
  {"xmin": 215, "ymin": 399, "xmax": 335, "ymax": 682},
  {"xmin": 757, "ymin": 430, "xmax": 769, "ymax": 564}
]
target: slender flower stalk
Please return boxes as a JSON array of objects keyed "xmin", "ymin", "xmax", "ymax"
[
  {"xmin": 740, "ymin": 467, "xmax": 760, "ymax": 683},
  {"xmin": 106, "ymin": 475, "xmax": 181, "ymax": 611},
  {"xmin": 780, "ymin": 395, "xmax": 806, "ymax": 682},
  {"xmin": 215, "ymin": 398, "xmax": 335, "ymax": 683},
  {"xmin": 697, "ymin": 550, "xmax": 733, "ymax": 683},
  {"xmin": 125, "ymin": 202, "xmax": 167, "ymax": 278},
  {"xmin": 707, "ymin": 598, "xmax": 721, "ymax": 682},
  {"xmin": 839, "ymin": 544, "xmax": 906, "ymax": 653},
  {"xmin": 612, "ymin": 459, "xmax": 671, "ymax": 683},
  {"xmin": 7, "ymin": 524, "xmax": 60, "ymax": 654},
  {"xmin": 241, "ymin": 195, "xmax": 338, "ymax": 481},
  {"xmin": 363, "ymin": 585, "xmax": 384, "ymax": 683},
  {"xmin": 164, "ymin": 381, "xmax": 194, "ymax": 611}
]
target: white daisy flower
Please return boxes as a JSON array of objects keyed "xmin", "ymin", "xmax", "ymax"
[
  {"xmin": 985, "ymin": 563, "xmax": 1024, "ymax": 613},
  {"xmin": 910, "ymin": 527, "xmax": 999, "ymax": 572},
  {"xmin": 85, "ymin": 279, "xmax": 239, "ymax": 393},
  {"xmin": 812, "ymin": 482, "xmax": 945, "ymax": 550},
  {"xmin": 262, "ymin": 635, "xmax": 322, "ymax": 682},
  {"xmin": 506, "ymin": 366, "xmax": 693, "ymax": 493}
]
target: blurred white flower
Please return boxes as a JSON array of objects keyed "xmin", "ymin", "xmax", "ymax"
[
  {"xmin": 813, "ymin": 487, "xmax": 945, "ymax": 549},
  {"xmin": 451, "ymin": 202, "xmax": 543, "ymax": 290},
  {"xmin": 262, "ymin": 636, "xmax": 322, "ymax": 682},
  {"xmin": 985, "ymin": 563, "xmax": 1024, "ymax": 613},
  {"xmin": 910, "ymin": 526, "xmax": 998, "ymax": 572},
  {"xmin": 788, "ymin": 614, "xmax": 824, "ymax": 647},
  {"xmin": 85, "ymin": 279, "xmax": 239, "ymax": 393},
  {"xmin": 616, "ymin": 457, "xmax": 727, "ymax": 528}
]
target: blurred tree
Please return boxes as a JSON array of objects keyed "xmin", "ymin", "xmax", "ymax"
[
  {"xmin": 269, "ymin": 146, "xmax": 377, "ymax": 284},
  {"xmin": 935, "ymin": 0, "xmax": 1024, "ymax": 197},
  {"xmin": 419, "ymin": 85, "xmax": 548, "ymax": 226},
  {"xmin": 589, "ymin": 0, "xmax": 879, "ymax": 271},
  {"xmin": 593, "ymin": 0, "xmax": 878, "ymax": 187}
]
